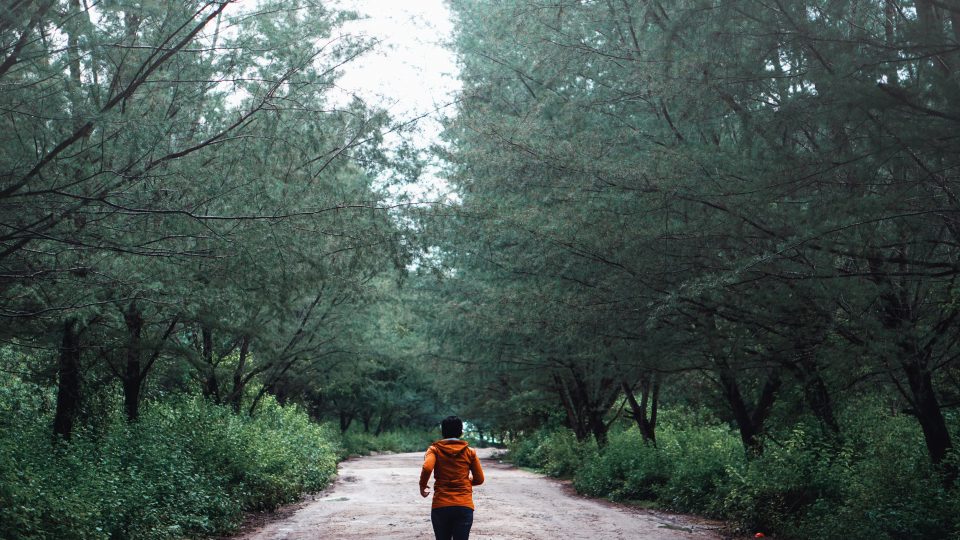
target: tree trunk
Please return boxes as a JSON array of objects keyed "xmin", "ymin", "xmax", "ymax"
[
  {"xmin": 339, "ymin": 411, "xmax": 353, "ymax": 434},
  {"xmin": 122, "ymin": 302, "xmax": 144, "ymax": 422},
  {"xmin": 588, "ymin": 409, "xmax": 610, "ymax": 447},
  {"xmin": 554, "ymin": 367, "xmax": 620, "ymax": 447},
  {"xmin": 875, "ymin": 273, "xmax": 956, "ymax": 482},
  {"xmin": 200, "ymin": 325, "xmax": 219, "ymax": 401},
  {"xmin": 803, "ymin": 374, "xmax": 839, "ymax": 435},
  {"xmin": 53, "ymin": 319, "xmax": 82, "ymax": 440},
  {"xmin": 718, "ymin": 364, "xmax": 781, "ymax": 457},
  {"xmin": 375, "ymin": 411, "xmax": 392, "ymax": 436},
  {"xmin": 555, "ymin": 374, "xmax": 591, "ymax": 441},
  {"xmin": 228, "ymin": 335, "xmax": 250, "ymax": 414},
  {"xmin": 903, "ymin": 356, "xmax": 956, "ymax": 484},
  {"xmin": 783, "ymin": 338, "xmax": 840, "ymax": 436},
  {"xmin": 622, "ymin": 374, "xmax": 659, "ymax": 446}
]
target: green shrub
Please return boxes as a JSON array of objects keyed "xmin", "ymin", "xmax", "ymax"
[
  {"xmin": 511, "ymin": 405, "xmax": 960, "ymax": 540},
  {"xmin": 0, "ymin": 389, "xmax": 339, "ymax": 540},
  {"xmin": 539, "ymin": 430, "xmax": 596, "ymax": 477},
  {"xmin": 507, "ymin": 429, "xmax": 595, "ymax": 477},
  {"xmin": 573, "ymin": 418, "xmax": 741, "ymax": 513},
  {"xmin": 722, "ymin": 427, "xmax": 838, "ymax": 535},
  {"xmin": 339, "ymin": 427, "xmax": 437, "ymax": 457},
  {"xmin": 725, "ymin": 414, "xmax": 960, "ymax": 540},
  {"xmin": 656, "ymin": 422, "xmax": 743, "ymax": 515},
  {"xmin": 507, "ymin": 428, "xmax": 551, "ymax": 469},
  {"xmin": 574, "ymin": 428, "xmax": 668, "ymax": 501}
]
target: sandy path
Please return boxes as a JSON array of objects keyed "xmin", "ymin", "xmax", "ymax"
[{"xmin": 234, "ymin": 448, "xmax": 725, "ymax": 540}]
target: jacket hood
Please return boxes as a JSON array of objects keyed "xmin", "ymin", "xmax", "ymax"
[{"xmin": 433, "ymin": 438, "xmax": 470, "ymax": 458}]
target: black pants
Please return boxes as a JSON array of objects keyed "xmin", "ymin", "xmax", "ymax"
[{"xmin": 431, "ymin": 506, "xmax": 474, "ymax": 540}]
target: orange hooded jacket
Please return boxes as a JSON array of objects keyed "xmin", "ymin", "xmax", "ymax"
[{"xmin": 420, "ymin": 439, "xmax": 484, "ymax": 509}]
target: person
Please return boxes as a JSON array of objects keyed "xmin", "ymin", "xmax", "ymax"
[{"xmin": 419, "ymin": 415, "xmax": 485, "ymax": 540}]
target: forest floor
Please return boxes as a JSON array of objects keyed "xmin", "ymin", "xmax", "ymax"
[{"xmin": 230, "ymin": 448, "xmax": 730, "ymax": 540}]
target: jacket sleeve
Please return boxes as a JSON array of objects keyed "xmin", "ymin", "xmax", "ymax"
[
  {"xmin": 470, "ymin": 449, "xmax": 484, "ymax": 486},
  {"xmin": 420, "ymin": 446, "xmax": 436, "ymax": 490}
]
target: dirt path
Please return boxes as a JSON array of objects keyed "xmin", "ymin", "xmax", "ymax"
[{"xmin": 233, "ymin": 448, "xmax": 726, "ymax": 540}]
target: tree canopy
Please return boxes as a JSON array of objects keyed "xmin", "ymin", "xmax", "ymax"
[
  {"xmin": 428, "ymin": 0, "xmax": 960, "ymax": 472},
  {"xmin": 3, "ymin": 1, "xmax": 960, "ymax": 537}
]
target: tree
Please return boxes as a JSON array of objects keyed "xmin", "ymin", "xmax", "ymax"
[
  {"xmin": 438, "ymin": 0, "xmax": 960, "ymax": 472},
  {"xmin": 1, "ymin": 0, "xmax": 411, "ymax": 437}
]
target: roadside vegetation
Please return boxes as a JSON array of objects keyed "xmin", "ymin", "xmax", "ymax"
[
  {"xmin": 0, "ymin": 377, "xmax": 339, "ymax": 539},
  {"xmin": 340, "ymin": 427, "xmax": 438, "ymax": 456},
  {"xmin": 0, "ymin": 373, "xmax": 447, "ymax": 539},
  {"xmin": 509, "ymin": 405, "xmax": 959, "ymax": 539},
  {"xmin": 4, "ymin": 1, "xmax": 960, "ymax": 539}
]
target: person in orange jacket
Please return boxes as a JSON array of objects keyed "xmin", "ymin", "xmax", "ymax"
[{"xmin": 420, "ymin": 416, "xmax": 485, "ymax": 540}]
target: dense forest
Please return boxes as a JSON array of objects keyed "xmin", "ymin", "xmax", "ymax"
[{"xmin": 2, "ymin": 0, "xmax": 960, "ymax": 539}]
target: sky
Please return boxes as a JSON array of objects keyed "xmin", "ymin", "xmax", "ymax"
[
  {"xmin": 332, "ymin": 1, "xmax": 460, "ymax": 123},
  {"xmin": 330, "ymin": 1, "xmax": 462, "ymax": 203},
  {"xmin": 221, "ymin": 1, "xmax": 461, "ymax": 202}
]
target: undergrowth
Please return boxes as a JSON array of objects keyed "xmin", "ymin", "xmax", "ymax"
[
  {"xmin": 339, "ymin": 427, "xmax": 438, "ymax": 456},
  {"xmin": 0, "ymin": 379, "xmax": 338, "ymax": 540},
  {"xmin": 509, "ymin": 406, "xmax": 960, "ymax": 540}
]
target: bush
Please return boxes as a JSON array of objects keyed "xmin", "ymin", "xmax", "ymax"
[
  {"xmin": 724, "ymin": 414, "xmax": 960, "ymax": 539},
  {"xmin": 507, "ymin": 429, "xmax": 596, "ymax": 477},
  {"xmin": 573, "ymin": 417, "xmax": 741, "ymax": 513},
  {"xmin": 511, "ymin": 405, "xmax": 960, "ymax": 540},
  {"xmin": 656, "ymin": 422, "xmax": 743, "ymax": 515},
  {"xmin": 339, "ymin": 427, "xmax": 437, "ymax": 457},
  {"xmin": 507, "ymin": 428, "xmax": 551, "ymax": 469},
  {"xmin": 574, "ymin": 428, "xmax": 669, "ymax": 501},
  {"xmin": 0, "ymin": 386, "xmax": 339, "ymax": 540}
]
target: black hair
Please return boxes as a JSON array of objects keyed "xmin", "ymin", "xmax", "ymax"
[{"xmin": 441, "ymin": 415, "xmax": 463, "ymax": 439}]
